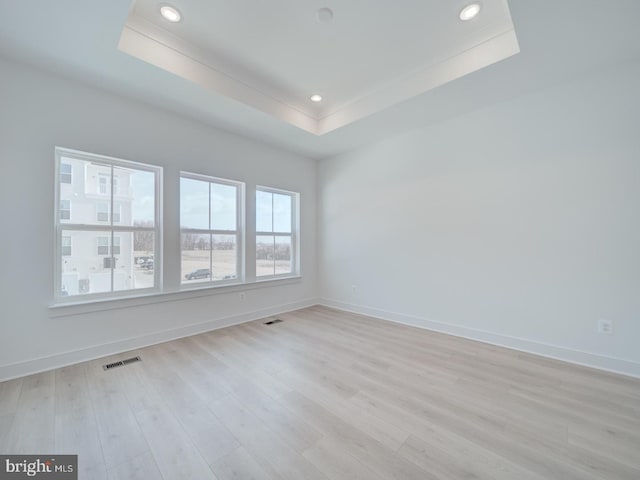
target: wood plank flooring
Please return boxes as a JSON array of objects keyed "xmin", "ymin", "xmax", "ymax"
[{"xmin": 1, "ymin": 305, "xmax": 639, "ymax": 479}]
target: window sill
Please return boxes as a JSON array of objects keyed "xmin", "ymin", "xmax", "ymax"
[{"xmin": 48, "ymin": 276, "xmax": 302, "ymax": 318}]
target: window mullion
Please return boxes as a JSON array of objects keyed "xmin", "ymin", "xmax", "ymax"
[
  {"xmin": 209, "ymin": 182, "xmax": 213, "ymax": 283},
  {"xmin": 110, "ymin": 165, "xmax": 115, "ymax": 293}
]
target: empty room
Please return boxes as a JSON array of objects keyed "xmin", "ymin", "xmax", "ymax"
[{"xmin": 1, "ymin": 0, "xmax": 639, "ymax": 479}]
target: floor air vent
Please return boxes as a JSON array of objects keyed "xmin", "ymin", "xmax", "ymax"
[
  {"xmin": 103, "ymin": 356, "xmax": 141, "ymax": 371},
  {"xmin": 264, "ymin": 318, "xmax": 283, "ymax": 325}
]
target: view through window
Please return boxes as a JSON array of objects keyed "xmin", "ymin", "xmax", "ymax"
[
  {"xmin": 256, "ymin": 188, "xmax": 296, "ymax": 277},
  {"xmin": 180, "ymin": 173, "xmax": 243, "ymax": 285},
  {"xmin": 55, "ymin": 148, "xmax": 161, "ymax": 299}
]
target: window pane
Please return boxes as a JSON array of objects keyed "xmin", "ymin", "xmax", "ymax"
[
  {"xmin": 60, "ymin": 163, "xmax": 72, "ymax": 184},
  {"xmin": 212, "ymin": 234, "xmax": 237, "ymax": 281},
  {"xmin": 273, "ymin": 193, "xmax": 292, "ymax": 233},
  {"xmin": 113, "ymin": 204, "xmax": 122, "ymax": 223},
  {"xmin": 181, "ymin": 177, "xmax": 209, "ymax": 230},
  {"xmin": 59, "ymin": 159, "xmax": 114, "ymax": 226},
  {"xmin": 182, "ymin": 233, "xmax": 211, "ymax": 283},
  {"xmin": 211, "ymin": 182, "xmax": 237, "ymax": 231},
  {"xmin": 96, "ymin": 202, "xmax": 109, "ymax": 222},
  {"xmin": 98, "ymin": 173, "xmax": 110, "ymax": 195},
  {"xmin": 62, "ymin": 236, "xmax": 72, "ymax": 256},
  {"xmin": 61, "ymin": 230, "xmax": 112, "ymax": 296},
  {"xmin": 97, "ymin": 236, "xmax": 109, "ymax": 255},
  {"xmin": 256, "ymin": 235, "xmax": 274, "ymax": 277},
  {"xmin": 60, "ymin": 199, "xmax": 71, "ymax": 222},
  {"xmin": 275, "ymin": 236, "xmax": 292, "ymax": 274},
  {"xmin": 115, "ymin": 167, "xmax": 155, "ymax": 226},
  {"xmin": 133, "ymin": 232, "xmax": 155, "ymax": 290},
  {"xmin": 57, "ymin": 150, "xmax": 161, "ymax": 300},
  {"xmin": 108, "ymin": 231, "xmax": 151, "ymax": 292},
  {"xmin": 256, "ymin": 190, "xmax": 273, "ymax": 232},
  {"xmin": 109, "ymin": 232, "xmax": 128, "ymax": 291},
  {"xmin": 113, "ymin": 235, "xmax": 121, "ymax": 255}
]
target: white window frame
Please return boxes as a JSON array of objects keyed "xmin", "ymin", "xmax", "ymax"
[
  {"xmin": 180, "ymin": 171, "xmax": 244, "ymax": 288},
  {"xmin": 54, "ymin": 147, "xmax": 163, "ymax": 302},
  {"xmin": 255, "ymin": 186, "xmax": 300, "ymax": 279}
]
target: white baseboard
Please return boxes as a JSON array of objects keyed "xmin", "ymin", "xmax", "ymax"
[
  {"xmin": 0, "ymin": 298, "xmax": 319, "ymax": 382},
  {"xmin": 319, "ymin": 298, "xmax": 640, "ymax": 379}
]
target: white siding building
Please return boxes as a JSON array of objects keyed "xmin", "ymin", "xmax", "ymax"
[{"xmin": 59, "ymin": 158, "xmax": 138, "ymax": 295}]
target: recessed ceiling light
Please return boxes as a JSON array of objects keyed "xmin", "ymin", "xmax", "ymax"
[
  {"xmin": 310, "ymin": 94, "xmax": 323, "ymax": 103},
  {"xmin": 459, "ymin": 3, "xmax": 481, "ymax": 21},
  {"xmin": 160, "ymin": 5, "xmax": 181, "ymax": 23},
  {"xmin": 317, "ymin": 7, "xmax": 334, "ymax": 23}
]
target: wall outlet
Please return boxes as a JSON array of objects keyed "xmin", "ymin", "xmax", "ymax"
[
  {"xmin": 351, "ymin": 284, "xmax": 358, "ymax": 292},
  {"xmin": 239, "ymin": 292, "xmax": 245, "ymax": 302},
  {"xmin": 597, "ymin": 319, "xmax": 613, "ymax": 334}
]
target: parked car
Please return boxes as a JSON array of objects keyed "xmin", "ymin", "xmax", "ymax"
[
  {"xmin": 185, "ymin": 268, "xmax": 211, "ymax": 280},
  {"xmin": 135, "ymin": 255, "xmax": 153, "ymax": 265},
  {"xmin": 140, "ymin": 259, "xmax": 154, "ymax": 270}
]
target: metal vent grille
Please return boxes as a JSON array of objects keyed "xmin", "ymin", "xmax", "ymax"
[
  {"xmin": 264, "ymin": 318, "xmax": 283, "ymax": 325},
  {"xmin": 103, "ymin": 356, "xmax": 141, "ymax": 370}
]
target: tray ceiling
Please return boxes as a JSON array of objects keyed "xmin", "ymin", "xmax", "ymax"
[
  {"xmin": 119, "ymin": 0, "xmax": 519, "ymax": 134},
  {"xmin": 2, "ymin": 1, "xmax": 638, "ymax": 159}
]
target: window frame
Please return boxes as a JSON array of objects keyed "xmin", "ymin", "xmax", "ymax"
[
  {"xmin": 54, "ymin": 147, "xmax": 163, "ymax": 303},
  {"xmin": 255, "ymin": 185, "xmax": 300, "ymax": 280},
  {"xmin": 179, "ymin": 171, "xmax": 245, "ymax": 289}
]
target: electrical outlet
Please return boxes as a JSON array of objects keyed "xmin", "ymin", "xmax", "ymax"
[
  {"xmin": 239, "ymin": 292, "xmax": 245, "ymax": 302},
  {"xmin": 351, "ymin": 284, "xmax": 357, "ymax": 292},
  {"xmin": 597, "ymin": 319, "xmax": 613, "ymax": 334}
]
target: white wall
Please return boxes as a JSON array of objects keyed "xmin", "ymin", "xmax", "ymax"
[
  {"xmin": 318, "ymin": 60, "xmax": 640, "ymax": 377},
  {"xmin": 2, "ymin": 54, "xmax": 638, "ymax": 381},
  {"xmin": 0, "ymin": 57, "xmax": 317, "ymax": 380}
]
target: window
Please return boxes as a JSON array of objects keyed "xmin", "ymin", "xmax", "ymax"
[
  {"xmin": 180, "ymin": 173, "xmax": 243, "ymax": 285},
  {"xmin": 55, "ymin": 147, "xmax": 162, "ymax": 300},
  {"xmin": 60, "ymin": 199, "xmax": 71, "ymax": 221},
  {"xmin": 97, "ymin": 236, "xmax": 109, "ymax": 255},
  {"xmin": 61, "ymin": 236, "xmax": 72, "ymax": 256},
  {"xmin": 97, "ymin": 202, "xmax": 121, "ymax": 223},
  {"xmin": 97, "ymin": 202, "xmax": 109, "ymax": 222},
  {"xmin": 98, "ymin": 174, "xmax": 109, "ymax": 195},
  {"xmin": 113, "ymin": 204, "xmax": 121, "ymax": 223},
  {"xmin": 60, "ymin": 163, "xmax": 72, "ymax": 184},
  {"xmin": 256, "ymin": 187, "xmax": 298, "ymax": 277}
]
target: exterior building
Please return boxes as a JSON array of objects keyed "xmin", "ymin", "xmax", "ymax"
[{"xmin": 59, "ymin": 158, "xmax": 136, "ymax": 295}]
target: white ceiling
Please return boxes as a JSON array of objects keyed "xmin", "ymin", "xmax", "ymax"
[
  {"xmin": 0, "ymin": 1, "xmax": 639, "ymax": 159},
  {"xmin": 120, "ymin": 0, "xmax": 518, "ymax": 134}
]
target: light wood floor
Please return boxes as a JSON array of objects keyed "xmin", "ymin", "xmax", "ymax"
[{"xmin": 1, "ymin": 306, "xmax": 639, "ymax": 479}]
